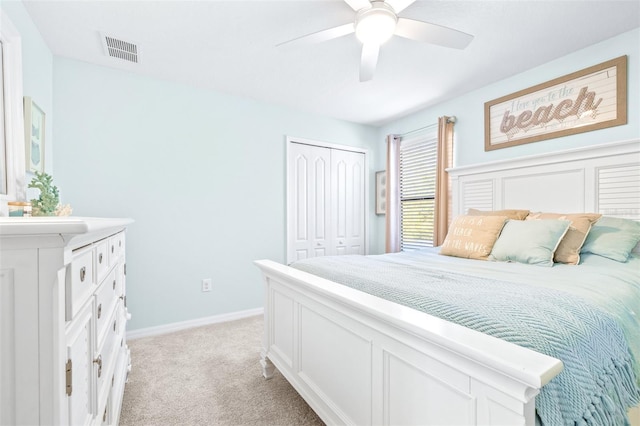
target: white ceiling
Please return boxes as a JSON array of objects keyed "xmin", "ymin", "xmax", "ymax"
[{"xmin": 22, "ymin": 0, "xmax": 640, "ymax": 126}]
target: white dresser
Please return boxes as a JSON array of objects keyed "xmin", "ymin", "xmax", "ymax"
[{"xmin": 0, "ymin": 217, "xmax": 133, "ymax": 426}]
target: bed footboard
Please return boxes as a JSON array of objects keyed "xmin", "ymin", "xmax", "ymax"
[{"xmin": 255, "ymin": 259, "xmax": 563, "ymax": 426}]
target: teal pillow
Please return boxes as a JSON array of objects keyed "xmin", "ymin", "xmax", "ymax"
[
  {"xmin": 580, "ymin": 216, "xmax": 640, "ymax": 262},
  {"xmin": 489, "ymin": 219, "xmax": 571, "ymax": 267}
]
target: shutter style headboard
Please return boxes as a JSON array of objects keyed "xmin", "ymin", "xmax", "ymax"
[{"xmin": 448, "ymin": 139, "xmax": 639, "ymax": 220}]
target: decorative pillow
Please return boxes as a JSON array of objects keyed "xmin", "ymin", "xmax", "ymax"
[
  {"xmin": 489, "ymin": 219, "xmax": 571, "ymax": 267},
  {"xmin": 580, "ymin": 216, "xmax": 640, "ymax": 262},
  {"xmin": 440, "ymin": 215, "xmax": 508, "ymax": 260},
  {"xmin": 525, "ymin": 212, "xmax": 602, "ymax": 265},
  {"xmin": 467, "ymin": 208, "xmax": 530, "ymax": 220}
]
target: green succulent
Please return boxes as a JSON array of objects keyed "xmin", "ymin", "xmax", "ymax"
[{"xmin": 28, "ymin": 172, "xmax": 60, "ymax": 216}]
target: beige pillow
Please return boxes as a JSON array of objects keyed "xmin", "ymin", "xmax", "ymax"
[
  {"xmin": 440, "ymin": 215, "xmax": 509, "ymax": 260},
  {"xmin": 468, "ymin": 208, "xmax": 530, "ymax": 220},
  {"xmin": 526, "ymin": 212, "xmax": 602, "ymax": 264}
]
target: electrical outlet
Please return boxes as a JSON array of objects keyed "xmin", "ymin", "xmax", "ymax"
[{"xmin": 201, "ymin": 278, "xmax": 212, "ymax": 292}]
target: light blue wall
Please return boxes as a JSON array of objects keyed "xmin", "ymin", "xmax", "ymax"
[
  {"xmin": 371, "ymin": 28, "xmax": 640, "ymax": 254},
  {"xmin": 52, "ymin": 58, "xmax": 379, "ymax": 330},
  {"xmin": 1, "ymin": 0, "xmax": 53, "ymax": 175}
]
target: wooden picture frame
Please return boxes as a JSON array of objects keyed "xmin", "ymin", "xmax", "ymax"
[
  {"xmin": 375, "ymin": 170, "xmax": 386, "ymax": 215},
  {"xmin": 484, "ymin": 56, "xmax": 627, "ymax": 151},
  {"xmin": 24, "ymin": 97, "xmax": 45, "ymax": 173}
]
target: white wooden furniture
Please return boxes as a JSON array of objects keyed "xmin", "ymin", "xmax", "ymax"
[
  {"xmin": 0, "ymin": 217, "xmax": 133, "ymax": 426},
  {"xmin": 256, "ymin": 139, "xmax": 640, "ymax": 426},
  {"xmin": 287, "ymin": 137, "xmax": 367, "ymax": 264}
]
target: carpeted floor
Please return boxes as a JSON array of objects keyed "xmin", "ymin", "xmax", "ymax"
[{"xmin": 119, "ymin": 315, "xmax": 324, "ymax": 426}]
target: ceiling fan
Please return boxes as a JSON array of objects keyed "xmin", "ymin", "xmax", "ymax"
[{"xmin": 278, "ymin": 0, "xmax": 474, "ymax": 82}]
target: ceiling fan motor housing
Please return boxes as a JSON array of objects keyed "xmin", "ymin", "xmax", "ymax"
[{"xmin": 355, "ymin": 1, "xmax": 398, "ymax": 45}]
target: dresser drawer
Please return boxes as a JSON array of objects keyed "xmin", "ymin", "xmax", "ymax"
[
  {"xmin": 109, "ymin": 233, "xmax": 125, "ymax": 263},
  {"xmin": 66, "ymin": 247, "xmax": 96, "ymax": 320},
  {"xmin": 95, "ymin": 269, "xmax": 119, "ymax": 344},
  {"xmin": 95, "ymin": 240, "xmax": 110, "ymax": 283},
  {"xmin": 96, "ymin": 307, "xmax": 121, "ymax": 412},
  {"xmin": 113, "ymin": 262, "xmax": 124, "ymax": 299}
]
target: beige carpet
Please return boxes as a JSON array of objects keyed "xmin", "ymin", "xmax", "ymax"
[{"xmin": 120, "ymin": 315, "xmax": 324, "ymax": 426}]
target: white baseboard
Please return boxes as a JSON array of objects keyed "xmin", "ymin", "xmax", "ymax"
[{"xmin": 127, "ymin": 307, "xmax": 264, "ymax": 340}]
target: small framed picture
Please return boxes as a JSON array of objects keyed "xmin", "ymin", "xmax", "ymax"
[
  {"xmin": 375, "ymin": 171, "xmax": 386, "ymax": 215},
  {"xmin": 24, "ymin": 97, "xmax": 45, "ymax": 173}
]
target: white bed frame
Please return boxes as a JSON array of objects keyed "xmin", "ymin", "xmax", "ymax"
[{"xmin": 255, "ymin": 139, "xmax": 640, "ymax": 426}]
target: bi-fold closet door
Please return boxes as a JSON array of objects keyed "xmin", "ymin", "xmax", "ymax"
[{"xmin": 287, "ymin": 141, "xmax": 366, "ymax": 264}]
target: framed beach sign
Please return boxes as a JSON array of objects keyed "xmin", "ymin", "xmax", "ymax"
[
  {"xmin": 484, "ymin": 56, "xmax": 627, "ymax": 151},
  {"xmin": 24, "ymin": 96, "xmax": 45, "ymax": 173}
]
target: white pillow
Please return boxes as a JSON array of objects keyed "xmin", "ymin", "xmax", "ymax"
[{"xmin": 489, "ymin": 219, "xmax": 571, "ymax": 267}]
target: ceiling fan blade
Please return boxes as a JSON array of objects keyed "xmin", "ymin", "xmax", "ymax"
[
  {"xmin": 384, "ymin": 0, "xmax": 416, "ymax": 13},
  {"xmin": 277, "ymin": 23, "xmax": 354, "ymax": 47},
  {"xmin": 359, "ymin": 43, "xmax": 380, "ymax": 82},
  {"xmin": 344, "ymin": 0, "xmax": 372, "ymax": 11},
  {"xmin": 395, "ymin": 18, "xmax": 474, "ymax": 49}
]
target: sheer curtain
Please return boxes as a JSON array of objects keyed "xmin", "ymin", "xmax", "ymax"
[
  {"xmin": 385, "ymin": 116, "xmax": 454, "ymax": 252},
  {"xmin": 385, "ymin": 134, "xmax": 400, "ymax": 253},
  {"xmin": 434, "ymin": 116, "xmax": 454, "ymax": 246}
]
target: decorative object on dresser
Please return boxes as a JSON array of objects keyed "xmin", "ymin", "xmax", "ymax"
[
  {"xmin": 0, "ymin": 217, "xmax": 133, "ymax": 426},
  {"xmin": 484, "ymin": 56, "xmax": 627, "ymax": 151},
  {"xmin": 27, "ymin": 171, "xmax": 72, "ymax": 216},
  {"xmin": 23, "ymin": 96, "xmax": 46, "ymax": 173}
]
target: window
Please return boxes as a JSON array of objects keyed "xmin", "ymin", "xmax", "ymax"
[{"xmin": 399, "ymin": 131, "xmax": 437, "ymax": 250}]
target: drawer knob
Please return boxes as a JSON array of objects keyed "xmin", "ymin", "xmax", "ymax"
[
  {"xmin": 80, "ymin": 267, "xmax": 86, "ymax": 282},
  {"xmin": 97, "ymin": 303, "xmax": 102, "ymax": 319},
  {"xmin": 99, "ymin": 253, "xmax": 103, "ymax": 264},
  {"xmin": 111, "ymin": 245, "xmax": 115, "ymax": 254},
  {"xmin": 113, "ymin": 320, "xmax": 117, "ymax": 332},
  {"xmin": 113, "ymin": 280, "xmax": 116, "ymax": 290},
  {"xmin": 94, "ymin": 355, "xmax": 102, "ymax": 377}
]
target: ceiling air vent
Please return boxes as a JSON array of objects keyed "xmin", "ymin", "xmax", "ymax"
[{"xmin": 101, "ymin": 34, "xmax": 139, "ymax": 63}]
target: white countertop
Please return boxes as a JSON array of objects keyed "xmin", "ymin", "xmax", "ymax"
[{"xmin": 0, "ymin": 216, "xmax": 134, "ymax": 236}]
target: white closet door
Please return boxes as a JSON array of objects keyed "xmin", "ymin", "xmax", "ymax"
[
  {"xmin": 331, "ymin": 149, "xmax": 365, "ymax": 256},
  {"xmin": 287, "ymin": 143, "xmax": 331, "ymax": 263}
]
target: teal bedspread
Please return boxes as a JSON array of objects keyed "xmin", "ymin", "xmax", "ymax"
[{"xmin": 291, "ymin": 249, "xmax": 640, "ymax": 426}]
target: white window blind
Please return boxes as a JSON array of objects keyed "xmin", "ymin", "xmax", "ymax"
[{"xmin": 399, "ymin": 132, "xmax": 437, "ymax": 250}]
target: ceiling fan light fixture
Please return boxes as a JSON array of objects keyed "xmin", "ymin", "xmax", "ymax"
[{"xmin": 355, "ymin": 2, "xmax": 397, "ymax": 45}]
